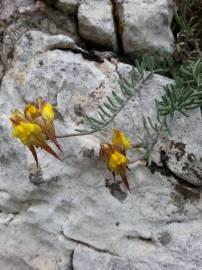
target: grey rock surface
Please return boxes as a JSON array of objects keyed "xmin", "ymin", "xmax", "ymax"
[
  {"xmin": 160, "ymin": 113, "xmax": 202, "ymax": 187},
  {"xmin": 115, "ymin": 63, "xmax": 202, "ymax": 187},
  {"xmin": 56, "ymin": 0, "xmax": 80, "ymax": 15},
  {"xmin": 0, "ymin": 0, "xmax": 81, "ymax": 72},
  {"xmin": 0, "ymin": 31, "xmax": 201, "ymax": 270},
  {"xmin": 73, "ymin": 241, "xmax": 202, "ymax": 270},
  {"xmin": 0, "ymin": 0, "xmax": 175, "ymax": 58},
  {"xmin": 78, "ymin": 0, "xmax": 118, "ymax": 51},
  {"xmin": 41, "ymin": 0, "xmax": 80, "ymax": 15},
  {"xmin": 0, "ymin": 0, "xmax": 35, "ymax": 21},
  {"xmin": 115, "ymin": 0, "xmax": 175, "ymax": 55},
  {"xmin": 0, "ymin": 256, "xmax": 34, "ymax": 270}
]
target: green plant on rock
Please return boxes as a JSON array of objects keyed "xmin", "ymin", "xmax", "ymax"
[
  {"xmin": 8, "ymin": 0, "xmax": 202, "ymax": 184},
  {"xmin": 77, "ymin": 55, "xmax": 202, "ymax": 164},
  {"xmin": 173, "ymin": 0, "xmax": 202, "ymax": 61}
]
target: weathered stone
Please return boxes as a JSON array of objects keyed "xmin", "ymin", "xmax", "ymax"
[
  {"xmin": 0, "ymin": 256, "xmax": 34, "ymax": 270},
  {"xmin": 56, "ymin": 0, "xmax": 80, "ymax": 15},
  {"xmin": 78, "ymin": 0, "xmax": 118, "ymax": 51},
  {"xmin": 73, "ymin": 239, "xmax": 202, "ymax": 270},
  {"xmin": 115, "ymin": 0, "xmax": 175, "ymax": 55},
  {"xmin": 0, "ymin": 0, "xmax": 34, "ymax": 21},
  {"xmin": 115, "ymin": 63, "xmax": 202, "ymax": 187},
  {"xmin": 0, "ymin": 31, "xmax": 202, "ymax": 270},
  {"xmin": 160, "ymin": 111, "xmax": 202, "ymax": 187},
  {"xmin": 0, "ymin": 0, "xmax": 81, "ymax": 71},
  {"xmin": 41, "ymin": 0, "xmax": 80, "ymax": 15}
]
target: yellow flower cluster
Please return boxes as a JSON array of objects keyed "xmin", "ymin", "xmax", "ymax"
[
  {"xmin": 99, "ymin": 128, "xmax": 131, "ymax": 192},
  {"xmin": 10, "ymin": 98, "xmax": 62, "ymax": 166},
  {"xmin": 10, "ymin": 97, "xmax": 132, "ymax": 192}
]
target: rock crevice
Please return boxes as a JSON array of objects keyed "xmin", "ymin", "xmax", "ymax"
[
  {"xmin": 110, "ymin": 0, "xmax": 124, "ymax": 54},
  {"xmin": 61, "ymin": 231, "xmax": 120, "ymax": 257}
]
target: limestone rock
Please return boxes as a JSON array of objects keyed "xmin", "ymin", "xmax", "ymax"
[
  {"xmin": 160, "ymin": 111, "xmax": 202, "ymax": 187},
  {"xmin": 115, "ymin": 0, "xmax": 175, "ymax": 55},
  {"xmin": 0, "ymin": 0, "xmax": 35, "ymax": 21},
  {"xmin": 0, "ymin": 0, "xmax": 81, "ymax": 71},
  {"xmin": 0, "ymin": 31, "xmax": 202, "ymax": 270},
  {"xmin": 78, "ymin": 0, "xmax": 118, "ymax": 51},
  {"xmin": 41, "ymin": 0, "xmax": 80, "ymax": 15},
  {"xmin": 11, "ymin": 31, "xmax": 105, "ymax": 120},
  {"xmin": 0, "ymin": 256, "xmax": 34, "ymax": 270},
  {"xmin": 115, "ymin": 63, "xmax": 202, "ymax": 187},
  {"xmin": 56, "ymin": 0, "xmax": 80, "ymax": 15},
  {"xmin": 73, "ymin": 238, "xmax": 202, "ymax": 270}
]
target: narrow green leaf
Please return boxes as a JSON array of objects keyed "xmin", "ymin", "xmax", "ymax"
[
  {"xmin": 122, "ymin": 77, "xmax": 132, "ymax": 88},
  {"xmin": 86, "ymin": 116, "xmax": 104, "ymax": 126},
  {"xmin": 112, "ymin": 91, "xmax": 124, "ymax": 104},
  {"xmin": 119, "ymin": 80, "xmax": 132, "ymax": 96},
  {"xmin": 103, "ymin": 102, "xmax": 117, "ymax": 113},
  {"xmin": 147, "ymin": 117, "xmax": 156, "ymax": 131},
  {"xmin": 106, "ymin": 96, "xmax": 119, "ymax": 108},
  {"xmin": 98, "ymin": 105, "xmax": 111, "ymax": 118},
  {"xmin": 98, "ymin": 112, "xmax": 107, "ymax": 122}
]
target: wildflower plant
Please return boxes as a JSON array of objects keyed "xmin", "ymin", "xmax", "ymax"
[
  {"xmin": 10, "ymin": 98, "xmax": 62, "ymax": 166},
  {"xmin": 99, "ymin": 129, "xmax": 132, "ymax": 192},
  {"xmin": 8, "ymin": 1, "xmax": 202, "ymax": 192},
  {"xmin": 9, "ymin": 53, "xmax": 202, "ymax": 191}
]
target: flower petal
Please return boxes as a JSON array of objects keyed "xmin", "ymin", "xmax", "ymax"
[
  {"xmin": 99, "ymin": 143, "xmax": 113, "ymax": 161},
  {"xmin": 118, "ymin": 165, "xmax": 131, "ymax": 192},
  {"xmin": 108, "ymin": 151, "xmax": 128, "ymax": 171},
  {"xmin": 41, "ymin": 103, "xmax": 54, "ymax": 121},
  {"xmin": 37, "ymin": 141, "xmax": 62, "ymax": 161},
  {"xmin": 10, "ymin": 100, "xmax": 62, "ymax": 166},
  {"xmin": 112, "ymin": 128, "xmax": 131, "ymax": 150},
  {"xmin": 10, "ymin": 109, "xmax": 26, "ymax": 126},
  {"xmin": 24, "ymin": 103, "xmax": 39, "ymax": 120},
  {"xmin": 28, "ymin": 145, "xmax": 38, "ymax": 167}
]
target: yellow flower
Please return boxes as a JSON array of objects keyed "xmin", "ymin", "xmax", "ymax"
[
  {"xmin": 24, "ymin": 103, "xmax": 39, "ymax": 119},
  {"xmin": 99, "ymin": 129, "xmax": 131, "ymax": 192},
  {"xmin": 12, "ymin": 122, "xmax": 45, "ymax": 146},
  {"xmin": 40, "ymin": 102, "xmax": 54, "ymax": 121},
  {"xmin": 24, "ymin": 98, "xmax": 62, "ymax": 151},
  {"xmin": 10, "ymin": 100, "xmax": 61, "ymax": 166},
  {"xmin": 112, "ymin": 128, "xmax": 131, "ymax": 151},
  {"xmin": 108, "ymin": 151, "xmax": 128, "ymax": 171},
  {"xmin": 11, "ymin": 109, "xmax": 26, "ymax": 126}
]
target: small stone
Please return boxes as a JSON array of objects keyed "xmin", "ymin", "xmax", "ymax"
[
  {"xmin": 74, "ymin": 103, "xmax": 85, "ymax": 116},
  {"xmin": 28, "ymin": 163, "xmax": 44, "ymax": 186},
  {"xmin": 158, "ymin": 231, "xmax": 171, "ymax": 245},
  {"xmin": 82, "ymin": 147, "xmax": 94, "ymax": 158},
  {"xmin": 78, "ymin": 0, "xmax": 118, "ymax": 51},
  {"xmin": 116, "ymin": 0, "xmax": 174, "ymax": 55}
]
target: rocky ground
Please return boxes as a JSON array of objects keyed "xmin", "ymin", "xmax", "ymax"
[{"xmin": 0, "ymin": 1, "xmax": 202, "ymax": 270}]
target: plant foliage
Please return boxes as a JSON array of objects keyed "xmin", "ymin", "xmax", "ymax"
[
  {"xmin": 173, "ymin": 0, "xmax": 202, "ymax": 62},
  {"xmin": 156, "ymin": 59, "xmax": 202, "ymax": 120},
  {"xmin": 72, "ymin": 48, "xmax": 202, "ymax": 162},
  {"xmin": 75, "ymin": 60, "xmax": 156, "ymax": 135}
]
